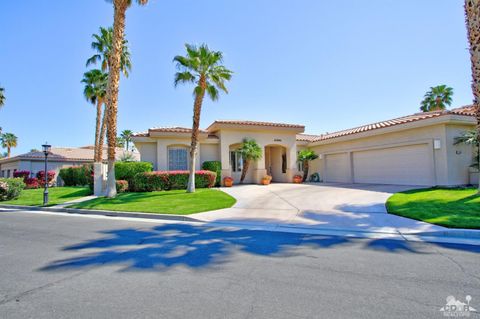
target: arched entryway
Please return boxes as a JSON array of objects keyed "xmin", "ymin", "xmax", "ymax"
[{"xmin": 264, "ymin": 145, "xmax": 288, "ymax": 182}]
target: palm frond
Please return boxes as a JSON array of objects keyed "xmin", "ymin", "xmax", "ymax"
[
  {"xmin": 206, "ymin": 84, "xmax": 219, "ymax": 101},
  {"xmin": 174, "ymin": 71, "xmax": 196, "ymax": 87}
]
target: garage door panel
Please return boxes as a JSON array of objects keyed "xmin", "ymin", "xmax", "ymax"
[
  {"xmin": 353, "ymin": 144, "xmax": 434, "ymax": 186},
  {"xmin": 325, "ymin": 153, "xmax": 350, "ymax": 183}
]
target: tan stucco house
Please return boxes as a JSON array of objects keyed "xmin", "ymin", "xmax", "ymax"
[{"xmin": 132, "ymin": 105, "xmax": 478, "ymax": 186}]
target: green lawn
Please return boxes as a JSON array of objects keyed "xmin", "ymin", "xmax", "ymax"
[
  {"xmin": 69, "ymin": 188, "xmax": 236, "ymax": 215},
  {"xmin": 2, "ymin": 187, "xmax": 92, "ymax": 207},
  {"xmin": 386, "ymin": 187, "xmax": 480, "ymax": 229}
]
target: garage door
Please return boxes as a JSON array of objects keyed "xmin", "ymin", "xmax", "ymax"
[
  {"xmin": 353, "ymin": 144, "xmax": 434, "ymax": 186},
  {"xmin": 325, "ymin": 153, "xmax": 350, "ymax": 183}
]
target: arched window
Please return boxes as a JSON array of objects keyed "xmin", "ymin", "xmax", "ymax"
[{"xmin": 168, "ymin": 147, "xmax": 188, "ymax": 170}]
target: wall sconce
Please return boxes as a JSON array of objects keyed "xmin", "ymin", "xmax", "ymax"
[{"xmin": 433, "ymin": 139, "xmax": 441, "ymax": 150}]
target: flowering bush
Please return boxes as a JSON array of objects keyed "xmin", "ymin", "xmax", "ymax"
[
  {"xmin": 25, "ymin": 178, "xmax": 40, "ymax": 189},
  {"xmin": 133, "ymin": 170, "xmax": 217, "ymax": 192},
  {"xmin": 116, "ymin": 180, "xmax": 129, "ymax": 193},
  {"xmin": 0, "ymin": 178, "xmax": 25, "ymax": 201},
  {"xmin": 36, "ymin": 170, "xmax": 56, "ymax": 187},
  {"xmin": 13, "ymin": 170, "xmax": 31, "ymax": 182}
]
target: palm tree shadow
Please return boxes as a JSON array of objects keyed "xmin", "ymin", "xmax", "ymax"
[{"xmin": 39, "ymin": 223, "xmax": 442, "ymax": 273}]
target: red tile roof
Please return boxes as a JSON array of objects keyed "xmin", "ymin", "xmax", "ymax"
[
  {"xmin": 296, "ymin": 134, "xmax": 321, "ymax": 142},
  {"xmin": 208, "ymin": 120, "xmax": 305, "ymax": 130},
  {"xmin": 133, "ymin": 127, "xmax": 208, "ymax": 137},
  {"xmin": 312, "ymin": 105, "xmax": 477, "ymax": 142}
]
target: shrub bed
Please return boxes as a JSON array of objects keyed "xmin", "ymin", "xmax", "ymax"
[
  {"xmin": 25, "ymin": 178, "xmax": 40, "ymax": 189},
  {"xmin": 115, "ymin": 162, "xmax": 153, "ymax": 190},
  {"xmin": 59, "ymin": 165, "xmax": 92, "ymax": 186},
  {"xmin": 36, "ymin": 171, "xmax": 56, "ymax": 187},
  {"xmin": 133, "ymin": 170, "xmax": 216, "ymax": 192},
  {"xmin": 0, "ymin": 178, "xmax": 26, "ymax": 201},
  {"xmin": 13, "ymin": 170, "xmax": 31, "ymax": 181},
  {"xmin": 202, "ymin": 161, "xmax": 222, "ymax": 186},
  {"xmin": 116, "ymin": 180, "xmax": 129, "ymax": 193}
]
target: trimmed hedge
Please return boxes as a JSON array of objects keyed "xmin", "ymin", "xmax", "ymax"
[
  {"xmin": 0, "ymin": 178, "xmax": 25, "ymax": 201},
  {"xmin": 116, "ymin": 180, "xmax": 129, "ymax": 193},
  {"xmin": 133, "ymin": 170, "xmax": 216, "ymax": 192},
  {"xmin": 59, "ymin": 165, "xmax": 92, "ymax": 186},
  {"xmin": 202, "ymin": 161, "xmax": 221, "ymax": 186},
  {"xmin": 115, "ymin": 162, "xmax": 153, "ymax": 190}
]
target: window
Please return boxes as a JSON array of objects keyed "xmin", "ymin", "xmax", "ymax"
[
  {"xmin": 168, "ymin": 147, "xmax": 188, "ymax": 170},
  {"xmin": 282, "ymin": 153, "xmax": 287, "ymax": 173},
  {"xmin": 6, "ymin": 170, "xmax": 10, "ymax": 178},
  {"xmin": 230, "ymin": 151, "xmax": 243, "ymax": 172}
]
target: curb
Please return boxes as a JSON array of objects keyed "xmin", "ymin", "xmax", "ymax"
[{"xmin": 1, "ymin": 204, "xmax": 480, "ymax": 242}]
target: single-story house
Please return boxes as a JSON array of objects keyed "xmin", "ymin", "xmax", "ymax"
[
  {"xmin": 132, "ymin": 105, "xmax": 478, "ymax": 186},
  {"xmin": 0, "ymin": 146, "xmax": 140, "ymax": 185}
]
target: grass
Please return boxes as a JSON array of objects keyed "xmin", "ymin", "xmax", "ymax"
[
  {"xmin": 386, "ymin": 187, "xmax": 480, "ymax": 229},
  {"xmin": 69, "ymin": 188, "xmax": 236, "ymax": 215},
  {"xmin": 2, "ymin": 187, "xmax": 92, "ymax": 207}
]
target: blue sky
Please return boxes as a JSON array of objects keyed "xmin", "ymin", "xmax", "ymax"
[{"xmin": 0, "ymin": 0, "xmax": 472, "ymax": 155}]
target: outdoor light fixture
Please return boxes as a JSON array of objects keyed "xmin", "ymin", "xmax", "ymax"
[
  {"xmin": 434, "ymin": 139, "xmax": 442, "ymax": 150},
  {"xmin": 41, "ymin": 143, "xmax": 51, "ymax": 206}
]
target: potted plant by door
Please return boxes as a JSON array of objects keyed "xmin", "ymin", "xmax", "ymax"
[
  {"xmin": 261, "ymin": 175, "xmax": 272, "ymax": 185},
  {"xmin": 293, "ymin": 174, "xmax": 303, "ymax": 184},
  {"xmin": 223, "ymin": 176, "xmax": 234, "ymax": 187}
]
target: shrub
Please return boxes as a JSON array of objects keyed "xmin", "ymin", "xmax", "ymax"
[
  {"xmin": 133, "ymin": 170, "xmax": 217, "ymax": 192},
  {"xmin": 0, "ymin": 178, "xmax": 25, "ymax": 201},
  {"xmin": 25, "ymin": 177, "xmax": 40, "ymax": 189},
  {"xmin": 13, "ymin": 170, "xmax": 31, "ymax": 182},
  {"xmin": 59, "ymin": 166, "xmax": 92, "ymax": 186},
  {"xmin": 116, "ymin": 180, "xmax": 129, "ymax": 193},
  {"xmin": 115, "ymin": 162, "xmax": 153, "ymax": 190},
  {"xmin": 201, "ymin": 161, "xmax": 221, "ymax": 186},
  {"xmin": 36, "ymin": 171, "xmax": 56, "ymax": 187}
]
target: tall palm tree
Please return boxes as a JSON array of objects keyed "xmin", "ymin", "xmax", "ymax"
[
  {"xmin": 420, "ymin": 85, "xmax": 454, "ymax": 112},
  {"xmin": 104, "ymin": 0, "xmax": 148, "ymax": 198},
  {"xmin": 465, "ymin": 0, "xmax": 480, "ymax": 192},
  {"xmin": 1, "ymin": 133, "xmax": 18, "ymax": 158},
  {"xmin": 297, "ymin": 149, "xmax": 319, "ymax": 182},
  {"xmin": 173, "ymin": 43, "xmax": 233, "ymax": 192},
  {"xmin": 0, "ymin": 86, "xmax": 5, "ymax": 108},
  {"xmin": 120, "ymin": 129, "xmax": 133, "ymax": 150},
  {"xmin": 238, "ymin": 138, "xmax": 262, "ymax": 183},
  {"xmin": 82, "ymin": 69, "xmax": 108, "ymax": 162}
]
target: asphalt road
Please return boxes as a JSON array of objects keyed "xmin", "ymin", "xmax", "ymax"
[{"xmin": 0, "ymin": 209, "xmax": 479, "ymax": 319}]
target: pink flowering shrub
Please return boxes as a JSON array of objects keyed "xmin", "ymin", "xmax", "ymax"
[
  {"xmin": 13, "ymin": 170, "xmax": 31, "ymax": 182},
  {"xmin": 36, "ymin": 170, "xmax": 56, "ymax": 187},
  {"xmin": 133, "ymin": 170, "xmax": 217, "ymax": 192},
  {"xmin": 25, "ymin": 178, "xmax": 40, "ymax": 189},
  {"xmin": 116, "ymin": 180, "xmax": 129, "ymax": 193}
]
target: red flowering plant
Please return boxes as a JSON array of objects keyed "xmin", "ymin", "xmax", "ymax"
[
  {"xmin": 36, "ymin": 170, "xmax": 56, "ymax": 187},
  {"xmin": 13, "ymin": 170, "xmax": 31, "ymax": 182},
  {"xmin": 25, "ymin": 178, "xmax": 40, "ymax": 189},
  {"xmin": 133, "ymin": 170, "xmax": 216, "ymax": 192}
]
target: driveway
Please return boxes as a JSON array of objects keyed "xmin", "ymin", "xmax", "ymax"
[{"xmin": 193, "ymin": 183, "xmax": 446, "ymax": 235}]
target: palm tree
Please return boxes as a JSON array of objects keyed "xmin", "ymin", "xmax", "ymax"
[
  {"xmin": 82, "ymin": 69, "xmax": 108, "ymax": 162},
  {"xmin": 465, "ymin": 0, "xmax": 480, "ymax": 191},
  {"xmin": 120, "ymin": 129, "xmax": 133, "ymax": 150},
  {"xmin": 86, "ymin": 26, "xmax": 132, "ymax": 77},
  {"xmin": 238, "ymin": 138, "xmax": 262, "ymax": 183},
  {"xmin": 0, "ymin": 86, "xmax": 5, "ymax": 108},
  {"xmin": 297, "ymin": 149, "xmax": 319, "ymax": 182},
  {"xmin": 116, "ymin": 136, "xmax": 125, "ymax": 148},
  {"xmin": 420, "ymin": 85, "xmax": 454, "ymax": 112},
  {"xmin": 173, "ymin": 44, "xmax": 233, "ymax": 192},
  {"xmin": 1, "ymin": 133, "xmax": 18, "ymax": 158},
  {"xmin": 104, "ymin": 0, "xmax": 148, "ymax": 198}
]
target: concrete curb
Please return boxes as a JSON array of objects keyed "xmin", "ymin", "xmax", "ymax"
[{"xmin": 1, "ymin": 204, "xmax": 480, "ymax": 243}]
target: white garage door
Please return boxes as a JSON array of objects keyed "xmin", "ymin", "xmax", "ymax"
[
  {"xmin": 325, "ymin": 153, "xmax": 350, "ymax": 183},
  {"xmin": 353, "ymin": 144, "xmax": 434, "ymax": 186}
]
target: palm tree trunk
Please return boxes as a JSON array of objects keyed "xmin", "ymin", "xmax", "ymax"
[
  {"xmin": 465, "ymin": 0, "xmax": 480, "ymax": 192},
  {"xmin": 187, "ymin": 76, "xmax": 206, "ymax": 193},
  {"xmin": 94, "ymin": 98, "xmax": 102, "ymax": 163},
  {"xmin": 240, "ymin": 159, "xmax": 250, "ymax": 183},
  {"xmin": 97, "ymin": 103, "xmax": 108, "ymax": 162},
  {"xmin": 302, "ymin": 160, "xmax": 309, "ymax": 182},
  {"xmin": 7, "ymin": 147, "xmax": 10, "ymax": 158},
  {"xmin": 126, "ymin": 140, "xmax": 129, "ymax": 151},
  {"xmin": 105, "ymin": 0, "xmax": 128, "ymax": 198}
]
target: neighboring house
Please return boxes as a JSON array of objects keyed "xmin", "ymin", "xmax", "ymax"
[
  {"xmin": 132, "ymin": 105, "xmax": 478, "ymax": 186},
  {"xmin": 0, "ymin": 146, "xmax": 140, "ymax": 185}
]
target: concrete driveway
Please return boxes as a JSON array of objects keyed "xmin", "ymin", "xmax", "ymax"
[{"xmin": 193, "ymin": 183, "xmax": 446, "ymax": 235}]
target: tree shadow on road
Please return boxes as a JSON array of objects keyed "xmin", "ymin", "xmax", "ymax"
[{"xmin": 38, "ymin": 222, "xmax": 478, "ymax": 273}]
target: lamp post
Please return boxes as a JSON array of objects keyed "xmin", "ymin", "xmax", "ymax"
[{"xmin": 42, "ymin": 143, "xmax": 51, "ymax": 206}]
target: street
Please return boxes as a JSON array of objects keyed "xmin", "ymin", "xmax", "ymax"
[{"xmin": 0, "ymin": 209, "xmax": 479, "ymax": 319}]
